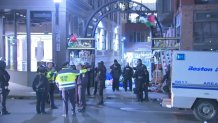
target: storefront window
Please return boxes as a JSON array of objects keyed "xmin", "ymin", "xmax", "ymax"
[
  {"xmin": 30, "ymin": 11, "xmax": 52, "ymax": 72},
  {"xmin": 2, "ymin": 9, "xmax": 27, "ymax": 71}
]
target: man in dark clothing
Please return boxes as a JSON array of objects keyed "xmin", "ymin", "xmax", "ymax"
[
  {"xmin": 0, "ymin": 60, "xmax": 10, "ymax": 115},
  {"xmin": 123, "ymin": 63, "xmax": 133, "ymax": 91},
  {"xmin": 96, "ymin": 62, "xmax": 106, "ymax": 105},
  {"xmin": 110, "ymin": 59, "xmax": 121, "ymax": 92},
  {"xmin": 93, "ymin": 66, "xmax": 98, "ymax": 95},
  {"xmin": 100, "ymin": 61, "xmax": 106, "ymax": 89},
  {"xmin": 32, "ymin": 66, "xmax": 49, "ymax": 114},
  {"xmin": 133, "ymin": 59, "xmax": 149, "ymax": 102}
]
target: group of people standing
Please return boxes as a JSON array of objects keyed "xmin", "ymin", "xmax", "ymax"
[
  {"xmin": 32, "ymin": 62, "xmax": 89, "ymax": 117},
  {"xmin": 0, "ymin": 58, "xmax": 150, "ymax": 117},
  {"xmin": 110, "ymin": 59, "xmax": 150, "ymax": 102},
  {"xmin": 32, "ymin": 61, "xmax": 107, "ymax": 117}
]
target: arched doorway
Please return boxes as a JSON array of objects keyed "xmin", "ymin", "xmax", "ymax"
[{"xmin": 84, "ymin": 0, "xmax": 162, "ymax": 38}]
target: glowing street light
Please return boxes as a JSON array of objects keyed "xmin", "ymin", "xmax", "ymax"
[{"xmin": 53, "ymin": 0, "xmax": 62, "ymax": 3}]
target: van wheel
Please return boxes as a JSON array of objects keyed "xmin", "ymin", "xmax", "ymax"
[{"xmin": 193, "ymin": 100, "xmax": 218, "ymax": 121}]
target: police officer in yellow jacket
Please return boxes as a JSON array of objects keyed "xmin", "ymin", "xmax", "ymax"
[
  {"xmin": 46, "ymin": 62, "xmax": 58, "ymax": 109},
  {"xmin": 55, "ymin": 62, "xmax": 80, "ymax": 117}
]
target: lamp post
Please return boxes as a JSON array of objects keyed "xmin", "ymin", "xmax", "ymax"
[
  {"xmin": 53, "ymin": 0, "xmax": 61, "ymax": 25},
  {"xmin": 53, "ymin": 0, "xmax": 61, "ymax": 69},
  {"xmin": 53, "ymin": 0, "xmax": 61, "ymax": 52}
]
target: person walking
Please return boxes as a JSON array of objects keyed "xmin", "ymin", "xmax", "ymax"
[
  {"xmin": 133, "ymin": 59, "xmax": 149, "ymax": 102},
  {"xmin": 110, "ymin": 59, "xmax": 121, "ymax": 92},
  {"xmin": 32, "ymin": 66, "xmax": 49, "ymax": 114},
  {"xmin": 55, "ymin": 62, "xmax": 79, "ymax": 117},
  {"xmin": 46, "ymin": 62, "xmax": 58, "ymax": 109},
  {"xmin": 123, "ymin": 63, "xmax": 133, "ymax": 92},
  {"xmin": 0, "ymin": 60, "xmax": 10, "ymax": 115}
]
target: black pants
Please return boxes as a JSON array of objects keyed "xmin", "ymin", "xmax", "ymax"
[
  {"xmin": 1, "ymin": 88, "xmax": 9, "ymax": 113},
  {"xmin": 144, "ymin": 85, "xmax": 149, "ymax": 101},
  {"xmin": 79, "ymin": 85, "xmax": 87, "ymax": 108},
  {"xmin": 97, "ymin": 81, "xmax": 104, "ymax": 104},
  {"xmin": 36, "ymin": 89, "xmax": 46, "ymax": 113},
  {"xmin": 62, "ymin": 89, "xmax": 76, "ymax": 115},
  {"xmin": 123, "ymin": 77, "xmax": 132, "ymax": 91},
  {"xmin": 112, "ymin": 77, "xmax": 120, "ymax": 91},
  {"xmin": 93, "ymin": 81, "xmax": 98, "ymax": 95},
  {"xmin": 136, "ymin": 79, "xmax": 144, "ymax": 102},
  {"xmin": 49, "ymin": 83, "xmax": 56, "ymax": 108},
  {"xmin": 86, "ymin": 80, "xmax": 91, "ymax": 95}
]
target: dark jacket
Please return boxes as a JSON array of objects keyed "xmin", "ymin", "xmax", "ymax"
[
  {"xmin": 110, "ymin": 63, "xmax": 121, "ymax": 79},
  {"xmin": 96, "ymin": 64, "xmax": 106, "ymax": 88},
  {"xmin": 32, "ymin": 74, "xmax": 49, "ymax": 92},
  {"xmin": 98, "ymin": 65, "xmax": 106, "ymax": 81},
  {"xmin": 123, "ymin": 66, "xmax": 133, "ymax": 79},
  {"xmin": 0, "ymin": 69, "xmax": 10, "ymax": 88},
  {"xmin": 133, "ymin": 64, "xmax": 149, "ymax": 84}
]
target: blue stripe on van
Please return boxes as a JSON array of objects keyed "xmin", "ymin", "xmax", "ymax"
[{"xmin": 172, "ymin": 85, "xmax": 218, "ymax": 90}]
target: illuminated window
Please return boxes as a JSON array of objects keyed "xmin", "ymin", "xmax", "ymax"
[{"xmin": 30, "ymin": 11, "xmax": 52, "ymax": 72}]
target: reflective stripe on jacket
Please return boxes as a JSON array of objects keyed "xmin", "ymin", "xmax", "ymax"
[{"xmin": 56, "ymin": 68, "xmax": 80, "ymax": 90}]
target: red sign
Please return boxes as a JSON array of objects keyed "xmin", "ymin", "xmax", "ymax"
[
  {"xmin": 70, "ymin": 35, "xmax": 77, "ymax": 42},
  {"xmin": 148, "ymin": 15, "xmax": 155, "ymax": 23}
]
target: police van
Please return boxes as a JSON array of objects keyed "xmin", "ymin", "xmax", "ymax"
[{"xmin": 162, "ymin": 51, "xmax": 218, "ymax": 121}]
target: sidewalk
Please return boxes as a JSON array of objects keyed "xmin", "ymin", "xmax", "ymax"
[
  {"xmin": 8, "ymin": 82, "xmax": 168, "ymax": 101},
  {"xmin": 8, "ymin": 82, "xmax": 35, "ymax": 98}
]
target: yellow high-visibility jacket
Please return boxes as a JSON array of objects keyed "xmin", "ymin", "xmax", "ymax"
[
  {"xmin": 46, "ymin": 69, "xmax": 57, "ymax": 83},
  {"xmin": 55, "ymin": 68, "xmax": 80, "ymax": 90}
]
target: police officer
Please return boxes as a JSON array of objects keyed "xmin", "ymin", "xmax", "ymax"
[
  {"xmin": 46, "ymin": 62, "xmax": 58, "ymax": 109},
  {"xmin": 123, "ymin": 63, "xmax": 133, "ymax": 92},
  {"xmin": 55, "ymin": 62, "xmax": 79, "ymax": 117},
  {"xmin": 0, "ymin": 60, "xmax": 10, "ymax": 115},
  {"xmin": 32, "ymin": 66, "xmax": 49, "ymax": 114},
  {"xmin": 110, "ymin": 59, "xmax": 121, "ymax": 92},
  {"xmin": 134, "ymin": 59, "xmax": 149, "ymax": 102},
  {"xmin": 77, "ymin": 65, "xmax": 88, "ymax": 112}
]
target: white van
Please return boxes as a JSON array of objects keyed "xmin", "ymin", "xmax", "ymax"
[{"xmin": 162, "ymin": 51, "xmax": 218, "ymax": 121}]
